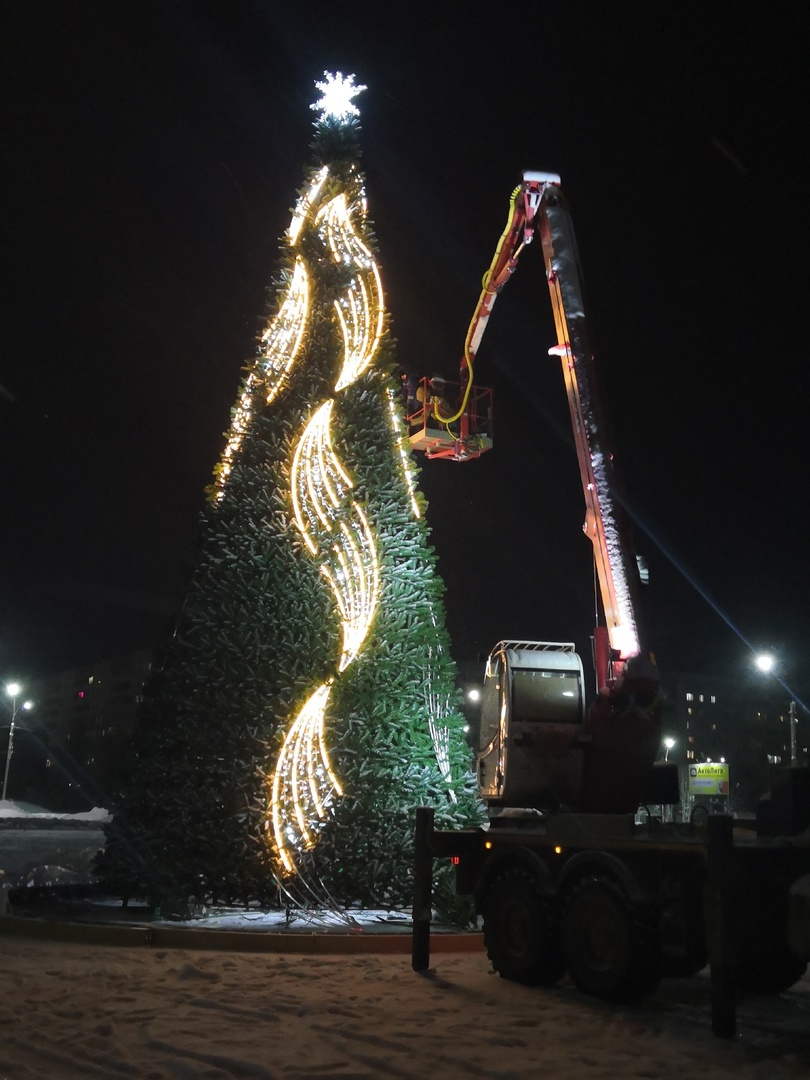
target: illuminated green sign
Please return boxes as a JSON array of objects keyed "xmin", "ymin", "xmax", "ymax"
[{"xmin": 688, "ymin": 763, "xmax": 730, "ymax": 796}]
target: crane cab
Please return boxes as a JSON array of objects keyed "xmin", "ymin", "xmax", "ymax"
[
  {"xmin": 405, "ymin": 376, "xmax": 493, "ymax": 462},
  {"xmin": 477, "ymin": 640, "xmax": 587, "ymax": 812}
]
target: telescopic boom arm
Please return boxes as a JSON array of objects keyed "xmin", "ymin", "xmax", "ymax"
[{"xmin": 463, "ymin": 171, "xmax": 647, "ymax": 687}]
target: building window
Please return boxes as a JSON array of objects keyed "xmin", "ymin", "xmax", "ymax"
[{"xmin": 686, "ymin": 693, "xmax": 693, "ymax": 702}]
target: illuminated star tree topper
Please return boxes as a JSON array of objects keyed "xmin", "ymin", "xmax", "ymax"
[{"xmin": 311, "ymin": 71, "xmax": 367, "ymax": 121}]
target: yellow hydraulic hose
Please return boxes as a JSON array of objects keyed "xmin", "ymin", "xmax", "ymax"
[{"xmin": 433, "ymin": 185, "xmax": 523, "ymax": 427}]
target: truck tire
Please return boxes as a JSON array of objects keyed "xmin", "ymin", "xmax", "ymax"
[
  {"xmin": 481, "ymin": 864, "xmax": 564, "ymax": 986},
  {"xmin": 734, "ymin": 947, "xmax": 807, "ymax": 996},
  {"xmin": 561, "ymin": 877, "xmax": 661, "ymax": 1003}
]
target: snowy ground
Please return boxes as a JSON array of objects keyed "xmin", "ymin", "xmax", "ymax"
[
  {"xmin": 2, "ymin": 935, "xmax": 810, "ymax": 1079},
  {"xmin": 3, "ymin": 800, "xmax": 810, "ymax": 1077},
  {"xmin": 0, "ymin": 799, "xmax": 109, "ymax": 823}
]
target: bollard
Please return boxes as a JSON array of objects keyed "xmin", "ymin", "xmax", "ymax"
[
  {"xmin": 411, "ymin": 806, "xmax": 434, "ymax": 972},
  {"xmin": 707, "ymin": 813, "xmax": 735, "ymax": 1038}
]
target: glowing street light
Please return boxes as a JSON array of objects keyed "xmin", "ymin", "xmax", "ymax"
[
  {"xmin": 2, "ymin": 682, "xmax": 34, "ymax": 802},
  {"xmin": 753, "ymin": 652, "xmax": 799, "ymax": 767},
  {"xmin": 663, "ymin": 737, "xmax": 676, "ymax": 761}
]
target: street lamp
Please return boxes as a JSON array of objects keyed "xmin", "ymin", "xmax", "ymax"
[
  {"xmin": 664, "ymin": 737, "xmax": 676, "ymax": 761},
  {"xmin": 753, "ymin": 652, "xmax": 800, "ymax": 767},
  {"xmin": 2, "ymin": 682, "xmax": 34, "ymax": 802}
]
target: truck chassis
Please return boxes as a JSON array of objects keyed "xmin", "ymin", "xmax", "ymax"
[{"xmin": 412, "ymin": 802, "xmax": 810, "ymax": 1036}]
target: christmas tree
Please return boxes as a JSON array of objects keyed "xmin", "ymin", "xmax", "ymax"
[{"xmin": 97, "ymin": 74, "xmax": 482, "ymax": 916}]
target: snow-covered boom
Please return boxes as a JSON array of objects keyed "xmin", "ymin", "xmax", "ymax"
[{"xmin": 428, "ymin": 172, "xmax": 662, "ymax": 814}]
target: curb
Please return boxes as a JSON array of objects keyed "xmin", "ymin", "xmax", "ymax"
[{"xmin": 0, "ymin": 915, "xmax": 484, "ymax": 955}]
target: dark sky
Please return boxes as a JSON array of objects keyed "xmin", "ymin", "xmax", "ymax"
[{"xmin": 2, "ymin": 2, "xmax": 807, "ymax": 695}]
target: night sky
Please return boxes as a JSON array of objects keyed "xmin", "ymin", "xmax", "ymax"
[{"xmin": 2, "ymin": 2, "xmax": 807, "ymax": 697}]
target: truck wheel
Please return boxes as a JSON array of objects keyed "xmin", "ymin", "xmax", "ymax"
[
  {"xmin": 734, "ymin": 947, "xmax": 807, "ymax": 996},
  {"xmin": 481, "ymin": 864, "xmax": 564, "ymax": 986},
  {"xmin": 561, "ymin": 877, "xmax": 661, "ymax": 1003}
]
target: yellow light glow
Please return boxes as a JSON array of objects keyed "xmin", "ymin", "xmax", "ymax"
[
  {"xmin": 288, "ymin": 166, "xmax": 329, "ymax": 245},
  {"xmin": 270, "ymin": 682, "xmax": 343, "ymax": 874},
  {"xmin": 290, "ymin": 402, "xmax": 380, "ymax": 673},
  {"xmin": 387, "ymin": 389, "xmax": 421, "ymax": 519},
  {"xmin": 212, "ymin": 257, "xmax": 310, "ymax": 500},
  {"xmin": 274, "ymin": 395, "xmax": 380, "ymax": 872},
  {"xmin": 314, "ymin": 195, "xmax": 384, "ymax": 391},
  {"xmin": 261, "ymin": 257, "xmax": 310, "ymax": 405}
]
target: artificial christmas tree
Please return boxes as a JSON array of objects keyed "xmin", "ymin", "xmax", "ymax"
[{"xmin": 97, "ymin": 74, "xmax": 482, "ymax": 916}]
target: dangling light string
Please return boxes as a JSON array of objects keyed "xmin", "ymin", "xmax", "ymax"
[
  {"xmin": 424, "ymin": 632, "xmax": 456, "ymax": 804},
  {"xmin": 386, "ymin": 388, "xmax": 421, "ymax": 519}
]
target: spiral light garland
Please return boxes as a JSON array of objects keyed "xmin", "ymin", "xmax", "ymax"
[{"xmin": 268, "ymin": 179, "xmax": 387, "ymax": 876}]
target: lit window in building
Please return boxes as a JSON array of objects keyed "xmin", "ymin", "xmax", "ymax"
[
  {"xmin": 699, "ymin": 694, "xmax": 704, "ymax": 703},
  {"xmin": 711, "ymin": 695, "xmax": 716, "ymax": 704},
  {"xmin": 686, "ymin": 693, "xmax": 693, "ymax": 702}
]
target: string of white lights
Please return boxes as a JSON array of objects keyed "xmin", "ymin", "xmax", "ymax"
[{"xmin": 386, "ymin": 388, "xmax": 421, "ymax": 519}]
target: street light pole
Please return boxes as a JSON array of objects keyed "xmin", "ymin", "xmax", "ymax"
[
  {"xmin": 2, "ymin": 683, "xmax": 32, "ymax": 802},
  {"xmin": 754, "ymin": 653, "xmax": 801, "ymax": 768}
]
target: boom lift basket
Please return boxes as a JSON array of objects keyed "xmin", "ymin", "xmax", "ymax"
[{"xmin": 406, "ymin": 377, "xmax": 493, "ymax": 461}]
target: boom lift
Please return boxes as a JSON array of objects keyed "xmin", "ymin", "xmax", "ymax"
[{"xmin": 411, "ymin": 172, "xmax": 810, "ymax": 1023}]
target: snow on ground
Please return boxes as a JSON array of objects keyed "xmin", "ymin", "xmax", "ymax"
[
  {"xmin": 2, "ymin": 935, "xmax": 810, "ymax": 1079},
  {"xmin": 3, "ymin": 799, "xmax": 810, "ymax": 1077},
  {"xmin": 0, "ymin": 798, "xmax": 109, "ymax": 822}
]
